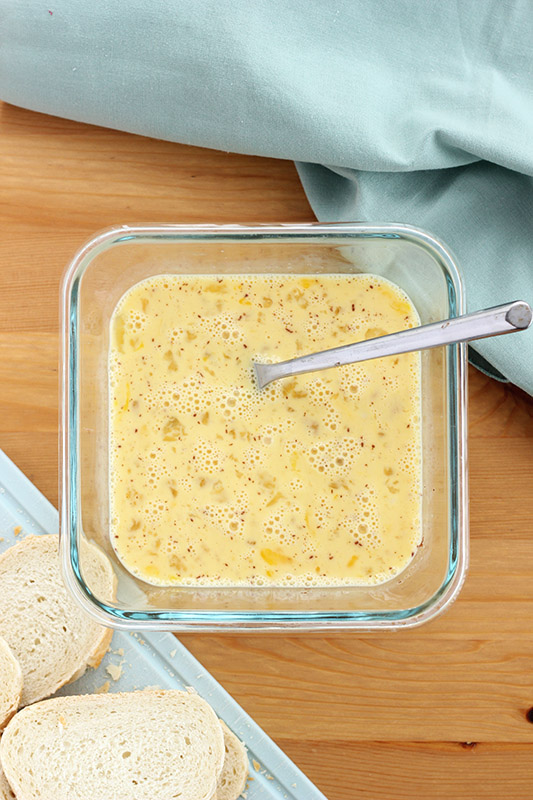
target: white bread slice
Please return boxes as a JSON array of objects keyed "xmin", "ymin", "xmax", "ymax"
[
  {"xmin": 0, "ymin": 759, "xmax": 15, "ymax": 800},
  {"xmin": 0, "ymin": 637, "xmax": 22, "ymax": 731},
  {"xmin": 217, "ymin": 721, "xmax": 248, "ymax": 800},
  {"xmin": 0, "ymin": 534, "xmax": 114, "ymax": 706},
  {"xmin": 0, "ymin": 690, "xmax": 225, "ymax": 800}
]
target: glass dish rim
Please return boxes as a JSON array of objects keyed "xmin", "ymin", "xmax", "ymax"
[{"xmin": 60, "ymin": 221, "xmax": 468, "ymax": 631}]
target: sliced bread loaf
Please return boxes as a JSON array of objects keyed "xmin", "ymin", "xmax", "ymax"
[
  {"xmin": 0, "ymin": 762, "xmax": 15, "ymax": 800},
  {"xmin": 217, "ymin": 721, "xmax": 248, "ymax": 800},
  {"xmin": 0, "ymin": 636, "xmax": 22, "ymax": 730},
  {"xmin": 0, "ymin": 534, "xmax": 114, "ymax": 706},
  {"xmin": 0, "ymin": 690, "xmax": 225, "ymax": 800}
]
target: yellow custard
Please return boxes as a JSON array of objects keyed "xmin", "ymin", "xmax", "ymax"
[{"xmin": 109, "ymin": 273, "xmax": 421, "ymax": 587}]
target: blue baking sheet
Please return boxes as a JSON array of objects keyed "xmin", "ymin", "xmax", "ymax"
[{"xmin": 0, "ymin": 449, "xmax": 327, "ymax": 800}]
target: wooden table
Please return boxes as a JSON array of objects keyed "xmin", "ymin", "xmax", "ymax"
[{"xmin": 1, "ymin": 101, "xmax": 532, "ymax": 800}]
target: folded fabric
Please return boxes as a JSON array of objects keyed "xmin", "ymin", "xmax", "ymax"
[{"xmin": 1, "ymin": 0, "xmax": 532, "ymax": 392}]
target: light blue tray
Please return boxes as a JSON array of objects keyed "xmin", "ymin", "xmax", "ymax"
[{"xmin": 0, "ymin": 449, "xmax": 327, "ymax": 800}]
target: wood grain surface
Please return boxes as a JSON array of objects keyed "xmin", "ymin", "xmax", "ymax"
[{"xmin": 1, "ymin": 102, "xmax": 533, "ymax": 800}]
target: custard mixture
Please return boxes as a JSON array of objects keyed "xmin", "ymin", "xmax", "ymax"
[{"xmin": 109, "ymin": 273, "xmax": 421, "ymax": 586}]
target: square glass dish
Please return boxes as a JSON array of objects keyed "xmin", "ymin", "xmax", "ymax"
[{"xmin": 60, "ymin": 223, "xmax": 468, "ymax": 631}]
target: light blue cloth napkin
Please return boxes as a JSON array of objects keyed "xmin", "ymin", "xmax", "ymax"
[{"xmin": 1, "ymin": 0, "xmax": 532, "ymax": 392}]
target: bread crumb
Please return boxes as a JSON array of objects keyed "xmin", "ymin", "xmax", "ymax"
[
  {"xmin": 267, "ymin": 775, "xmax": 274, "ymax": 780},
  {"xmin": 116, "ymin": 648, "xmax": 124, "ymax": 656},
  {"xmin": 95, "ymin": 681, "xmax": 110, "ymax": 694},
  {"xmin": 13, "ymin": 526, "xmax": 22, "ymax": 536},
  {"xmin": 252, "ymin": 759, "xmax": 261, "ymax": 772},
  {"xmin": 0, "ymin": 537, "xmax": 4, "ymax": 542},
  {"xmin": 106, "ymin": 663, "xmax": 123, "ymax": 681},
  {"xmin": 170, "ymin": 648, "xmax": 177, "ymax": 657}
]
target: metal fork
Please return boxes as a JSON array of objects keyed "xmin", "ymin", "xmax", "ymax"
[{"xmin": 253, "ymin": 300, "xmax": 532, "ymax": 390}]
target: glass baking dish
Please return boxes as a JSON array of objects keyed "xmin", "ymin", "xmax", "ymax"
[{"xmin": 60, "ymin": 223, "xmax": 468, "ymax": 631}]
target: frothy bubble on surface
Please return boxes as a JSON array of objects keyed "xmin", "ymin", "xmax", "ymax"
[{"xmin": 109, "ymin": 272, "xmax": 423, "ymax": 587}]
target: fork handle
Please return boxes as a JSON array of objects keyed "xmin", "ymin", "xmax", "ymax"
[{"xmin": 254, "ymin": 301, "xmax": 532, "ymax": 389}]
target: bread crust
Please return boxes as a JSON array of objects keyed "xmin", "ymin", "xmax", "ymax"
[{"xmin": 217, "ymin": 721, "xmax": 249, "ymax": 800}]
